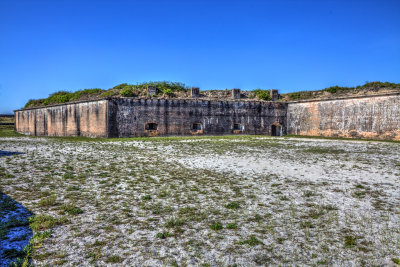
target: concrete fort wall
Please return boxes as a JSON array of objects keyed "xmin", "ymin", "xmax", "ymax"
[
  {"xmin": 107, "ymin": 98, "xmax": 287, "ymax": 137},
  {"xmin": 287, "ymin": 94, "xmax": 400, "ymax": 140},
  {"xmin": 15, "ymin": 93, "xmax": 400, "ymax": 140},
  {"xmin": 15, "ymin": 100, "xmax": 108, "ymax": 137}
]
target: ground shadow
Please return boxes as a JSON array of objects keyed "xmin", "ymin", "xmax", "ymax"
[
  {"xmin": 0, "ymin": 151, "xmax": 24, "ymax": 157},
  {"xmin": 1, "ymin": 150, "xmax": 31, "ymax": 266},
  {"xmin": 0, "ymin": 192, "xmax": 33, "ymax": 266}
]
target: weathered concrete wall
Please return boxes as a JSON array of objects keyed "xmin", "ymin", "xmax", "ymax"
[
  {"xmin": 287, "ymin": 94, "xmax": 400, "ymax": 140},
  {"xmin": 108, "ymin": 98, "xmax": 287, "ymax": 137},
  {"xmin": 15, "ymin": 100, "xmax": 108, "ymax": 137},
  {"xmin": 19, "ymin": 93, "xmax": 400, "ymax": 140}
]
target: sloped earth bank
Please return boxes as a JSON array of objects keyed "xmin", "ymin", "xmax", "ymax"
[{"xmin": 0, "ymin": 136, "xmax": 399, "ymax": 266}]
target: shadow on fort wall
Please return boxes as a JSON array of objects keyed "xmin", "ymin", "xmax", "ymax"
[{"xmin": 0, "ymin": 151, "xmax": 32, "ymax": 267}]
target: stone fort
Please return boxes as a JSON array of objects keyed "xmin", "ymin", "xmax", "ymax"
[{"xmin": 14, "ymin": 87, "xmax": 400, "ymax": 140}]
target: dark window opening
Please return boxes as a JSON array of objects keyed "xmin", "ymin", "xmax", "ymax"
[
  {"xmin": 191, "ymin": 123, "xmax": 202, "ymax": 131},
  {"xmin": 233, "ymin": 123, "xmax": 243, "ymax": 131},
  {"xmin": 271, "ymin": 125, "xmax": 281, "ymax": 136},
  {"xmin": 146, "ymin": 123, "xmax": 158, "ymax": 131}
]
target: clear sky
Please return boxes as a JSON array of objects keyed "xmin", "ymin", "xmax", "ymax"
[{"xmin": 0, "ymin": 0, "xmax": 399, "ymax": 113}]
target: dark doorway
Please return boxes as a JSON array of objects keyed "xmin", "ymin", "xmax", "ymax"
[
  {"xmin": 271, "ymin": 125, "xmax": 281, "ymax": 136},
  {"xmin": 233, "ymin": 123, "xmax": 243, "ymax": 131},
  {"xmin": 145, "ymin": 123, "xmax": 158, "ymax": 131},
  {"xmin": 191, "ymin": 123, "xmax": 202, "ymax": 131}
]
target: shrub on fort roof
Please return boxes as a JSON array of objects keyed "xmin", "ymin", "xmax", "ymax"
[
  {"xmin": 162, "ymin": 88, "xmax": 174, "ymax": 96},
  {"xmin": 120, "ymin": 86, "xmax": 135, "ymax": 97},
  {"xmin": 253, "ymin": 89, "xmax": 271, "ymax": 101},
  {"xmin": 358, "ymin": 81, "xmax": 400, "ymax": 89},
  {"xmin": 69, "ymin": 88, "xmax": 103, "ymax": 101},
  {"xmin": 324, "ymin": 86, "xmax": 339, "ymax": 94},
  {"xmin": 146, "ymin": 81, "xmax": 187, "ymax": 93},
  {"xmin": 24, "ymin": 99, "xmax": 44, "ymax": 108},
  {"xmin": 116, "ymin": 81, "xmax": 188, "ymax": 97},
  {"xmin": 324, "ymin": 86, "xmax": 352, "ymax": 94},
  {"xmin": 113, "ymin": 83, "xmax": 128, "ymax": 89},
  {"xmin": 25, "ymin": 89, "xmax": 104, "ymax": 107},
  {"xmin": 100, "ymin": 90, "xmax": 119, "ymax": 97},
  {"xmin": 41, "ymin": 91, "xmax": 70, "ymax": 105},
  {"xmin": 321, "ymin": 81, "xmax": 400, "ymax": 95},
  {"xmin": 286, "ymin": 91, "xmax": 314, "ymax": 100}
]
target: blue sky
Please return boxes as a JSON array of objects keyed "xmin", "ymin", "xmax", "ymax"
[{"xmin": 0, "ymin": 0, "xmax": 399, "ymax": 113}]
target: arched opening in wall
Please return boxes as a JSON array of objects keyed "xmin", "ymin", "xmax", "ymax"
[
  {"xmin": 233, "ymin": 123, "xmax": 243, "ymax": 131},
  {"xmin": 233, "ymin": 123, "xmax": 244, "ymax": 133},
  {"xmin": 271, "ymin": 125, "xmax": 281, "ymax": 136},
  {"xmin": 145, "ymin": 123, "xmax": 158, "ymax": 131},
  {"xmin": 191, "ymin": 123, "xmax": 202, "ymax": 131},
  {"xmin": 190, "ymin": 123, "xmax": 203, "ymax": 135}
]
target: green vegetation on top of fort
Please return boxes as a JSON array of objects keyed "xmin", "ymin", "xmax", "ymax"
[
  {"xmin": 116, "ymin": 81, "xmax": 188, "ymax": 97},
  {"xmin": 283, "ymin": 81, "xmax": 400, "ymax": 101},
  {"xmin": 23, "ymin": 81, "xmax": 400, "ymax": 108},
  {"xmin": 24, "ymin": 81, "xmax": 189, "ymax": 108},
  {"xmin": 252, "ymin": 89, "xmax": 272, "ymax": 101},
  {"xmin": 24, "ymin": 88, "xmax": 104, "ymax": 108}
]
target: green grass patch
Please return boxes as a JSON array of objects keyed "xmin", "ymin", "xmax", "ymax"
[
  {"xmin": 209, "ymin": 222, "xmax": 223, "ymax": 231},
  {"xmin": 344, "ymin": 235, "xmax": 357, "ymax": 248},
  {"xmin": 165, "ymin": 218, "xmax": 185, "ymax": 228},
  {"xmin": 29, "ymin": 215, "xmax": 61, "ymax": 232},
  {"xmin": 30, "ymin": 230, "xmax": 52, "ymax": 249},
  {"xmin": 156, "ymin": 231, "xmax": 172, "ymax": 239},
  {"xmin": 39, "ymin": 195, "xmax": 57, "ymax": 207},
  {"xmin": 226, "ymin": 223, "xmax": 238, "ymax": 229},
  {"xmin": 62, "ymin": 203, "xmax": 84, "ymax": 215},
  {"xmin": 392, "ymin": 258, "xmax": 400, "ymax": 265},
  {"xmin": 238, "ymin": 236, "xmax": 263, "ymax": 246},
  {"xmin": 0, "ymin": 125, "xmax": 23, "ymax": 137},
  {"xmin": 105, "ymin": 255, "xmax": 123, "ymax": 263},
  {"xmin": 225, "ymin": 202, "xmax": 240, "ymax": 209}
]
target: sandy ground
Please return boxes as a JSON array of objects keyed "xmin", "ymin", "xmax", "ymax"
[{"xmin": 0, "ymin": 136, "xmax": 399, "ymax": 266}]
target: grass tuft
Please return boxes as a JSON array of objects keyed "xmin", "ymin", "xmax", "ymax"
[
  {"xmin": 29, "ymin": 215, "xmax": 60, "ymax": 232},
  {"xmin": 225, "ymin": 202, "xmax": 240, "ymax": 209},
  {"xmin": 238, "ymin": 235, "xmax": 263, "ymax": 246},
  {"xmin": 209, "ymin": 222, "xmax": 223, "ymax": 231}
]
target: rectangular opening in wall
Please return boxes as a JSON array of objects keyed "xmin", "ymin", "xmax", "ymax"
[
  {"xmin": 145, "ymin": 123, "xmax": 158, "ymax": 131},
  {"xmin": 271, "ymin": 125, "xmax": 281, "ymax": 136},
  {"xmin": 191, "ymin": 123, "xmax": 202, "ymax": 131},
  {"xmin": 190, "ymin": 123, "xmax": 203, "ymax": 135},
  {"xmin": 233, "ymin": 123, "xmax": 243, "ymax": 131}
]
